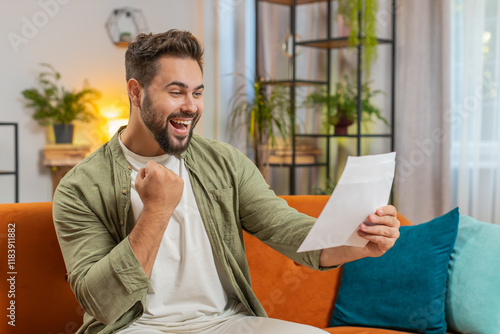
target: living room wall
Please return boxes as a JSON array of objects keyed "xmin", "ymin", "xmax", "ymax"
[{"xmin": 0, "ymin": 0, "xmax": 223, "ymax": 203}]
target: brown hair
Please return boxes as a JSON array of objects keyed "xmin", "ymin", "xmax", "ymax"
[{"xmin": 125, "ymin": 29, "xmax": 204, "ymax": 88}]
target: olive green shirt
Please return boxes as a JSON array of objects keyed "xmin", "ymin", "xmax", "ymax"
[{"xmin": 53, "ymin": 130, "xmax": 326, "ymax": 333}]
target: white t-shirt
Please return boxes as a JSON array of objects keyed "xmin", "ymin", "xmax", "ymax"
[{"xmin": 119, "ymin": 137, "xmax": 246, "ymax": 332}]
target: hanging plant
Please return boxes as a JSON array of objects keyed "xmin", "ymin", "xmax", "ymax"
[{"xmin": 338, "ymin": 0, "xmax": 379, "ymax": 75}]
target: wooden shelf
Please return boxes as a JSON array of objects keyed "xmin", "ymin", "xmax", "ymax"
[
  {"xmin": 43, "ymin": 144, "xmax": 91, "ymax": 196},
  {"xmin": 298, "ymin": 37, "xmax": 393, "ymax": 49},
  {"xmin": 43, "ymin": 144, "xmax": 91, "ymax": 167}
]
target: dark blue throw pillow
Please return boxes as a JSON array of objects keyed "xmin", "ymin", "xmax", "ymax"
[{"xmin": 330, "ymin": 208, "xmax": 459, "ymax": 334}]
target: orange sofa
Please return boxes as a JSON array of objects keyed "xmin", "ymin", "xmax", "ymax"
[{"xmin": 1, "ymin": 196, "xmax": 413, "ymax": 334}]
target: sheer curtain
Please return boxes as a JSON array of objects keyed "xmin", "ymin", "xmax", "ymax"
[
  {"xmin": 393, "ymin": 0, "xmax": 452, "ymax": 224},
  {"xmin": 450, "ymin": 0, "xmax": 500, "ymax": 224}
]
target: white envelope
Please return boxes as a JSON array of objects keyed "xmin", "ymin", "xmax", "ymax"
[{"xmin": 297, "ymin": 152, "xmax": 396, "ymax": 252}]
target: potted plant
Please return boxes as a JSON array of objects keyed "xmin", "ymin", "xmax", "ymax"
[
  {"xmin": 228, "ymin": 76, "xmax": 291, "ymax": 180},
  {"xmin": 338, "ymin": 0, "xmax": 379, "ymax": 74},
  {"xmin": 21, "ymin": 63, "xmax": 101, "ymax": 144},
  {"xmin": 304, "ymin": 79, "xmax": 388, "ymax": 135}
]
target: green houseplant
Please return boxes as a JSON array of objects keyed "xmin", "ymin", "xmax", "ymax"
[
  {"xmin": 338, "ymin": 0, "xmax": 379, "ymax": 74},
  {"xmin": 305, "ymin": 79, "xmax": 388, "ymax": 135},
  {"xmin": 228, "ymin": 76, "xmax": 291, "ymax": 180},
  {"xmin": 21, "ymin": 63, "xmax": 101, "ymax": 143}
]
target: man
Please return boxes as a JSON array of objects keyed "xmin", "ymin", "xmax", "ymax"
[{"xmin": 53, "ymin": 30, "xmax": 400, "ymax": 334}]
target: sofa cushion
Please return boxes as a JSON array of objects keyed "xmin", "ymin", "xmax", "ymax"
[
  {"xmin": 330, "ymin": 208, "xmax": 459, "ymax": 334},
  {"xmin": 445, "ymin": 214, "xmax": 500, "ymax": 334}
]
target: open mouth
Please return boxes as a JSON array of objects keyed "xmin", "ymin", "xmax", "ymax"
[{"xmin": 169, "ymin": 119, "xmax": 192, "ymax": 134}]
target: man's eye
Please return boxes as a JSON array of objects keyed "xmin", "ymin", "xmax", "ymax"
[
  {"xmin": 170, "ymin": 91, "xmax": 181, "ymax": 96},
  {"xmin": 194, "ymin": 91, "xmax": 203, "ymax": 97}
]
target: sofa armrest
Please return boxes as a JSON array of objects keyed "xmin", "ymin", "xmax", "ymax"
[{"xmin": 0, "ymin": 202, "xmax": 83, "ymax": 333}]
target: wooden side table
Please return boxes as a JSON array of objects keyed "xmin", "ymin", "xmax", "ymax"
[{"xmin": 43, "ymin": 144, "xmax": 91, "ymax": 195}]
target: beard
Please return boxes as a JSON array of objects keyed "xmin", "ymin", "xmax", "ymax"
[{"xmin": 140, "ymin": 90, "xmax": 199, "ymax": 156}]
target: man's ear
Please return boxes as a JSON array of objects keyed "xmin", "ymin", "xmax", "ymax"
[{"xmin": 127, "ymin": 79, "xmax": 142, "ymax": 108}]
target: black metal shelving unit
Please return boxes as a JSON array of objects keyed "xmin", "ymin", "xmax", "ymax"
[
  {"xmin": 0, "ymin": 122, "xmax": 19, "ymax": 203},
  {"xmin": 256, "ymin": 0, "xmax": 396, "ymax": 194}
]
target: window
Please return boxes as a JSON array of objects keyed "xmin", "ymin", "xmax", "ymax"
[{"xmin": 450, "ymin": 0, "xmax": 500, "ymax": 224}]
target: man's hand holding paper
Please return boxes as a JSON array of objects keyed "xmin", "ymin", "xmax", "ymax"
[
  {"xmin": 318, "ymin": 205, "xmax": 400, "ymax": 267},
  {"xmin": 297, "ymin": 152, "xmax": 401, "ymax": 267},
  {"xmin": 358, "ymin": 205, "xmax": 400, "ymax": 257}
]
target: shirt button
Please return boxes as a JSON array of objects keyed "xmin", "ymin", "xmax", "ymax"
[
  {"xmin": 127, "ymin": 166, "xmax": 132, "ymax": 170},
  {"xmin": 122, "ymin": 189, "xmax": 127, "ymax": 195},
  {"xmin": 119, "ymin": 220, "xmax": 124, "ymax": 226}
]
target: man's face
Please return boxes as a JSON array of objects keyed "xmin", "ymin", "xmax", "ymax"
[{"xmin": 140, "ymin": 56, "xmax": 204, "ymax": 156}]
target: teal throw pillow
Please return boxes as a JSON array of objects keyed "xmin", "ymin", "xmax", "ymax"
[
  {"xmin": 446, "ymin": 214, "xmax": 500, "ymax": 334},
  {"xmin": 330, "ymin": 208, "xmax": 459, "ymax": 334}
]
